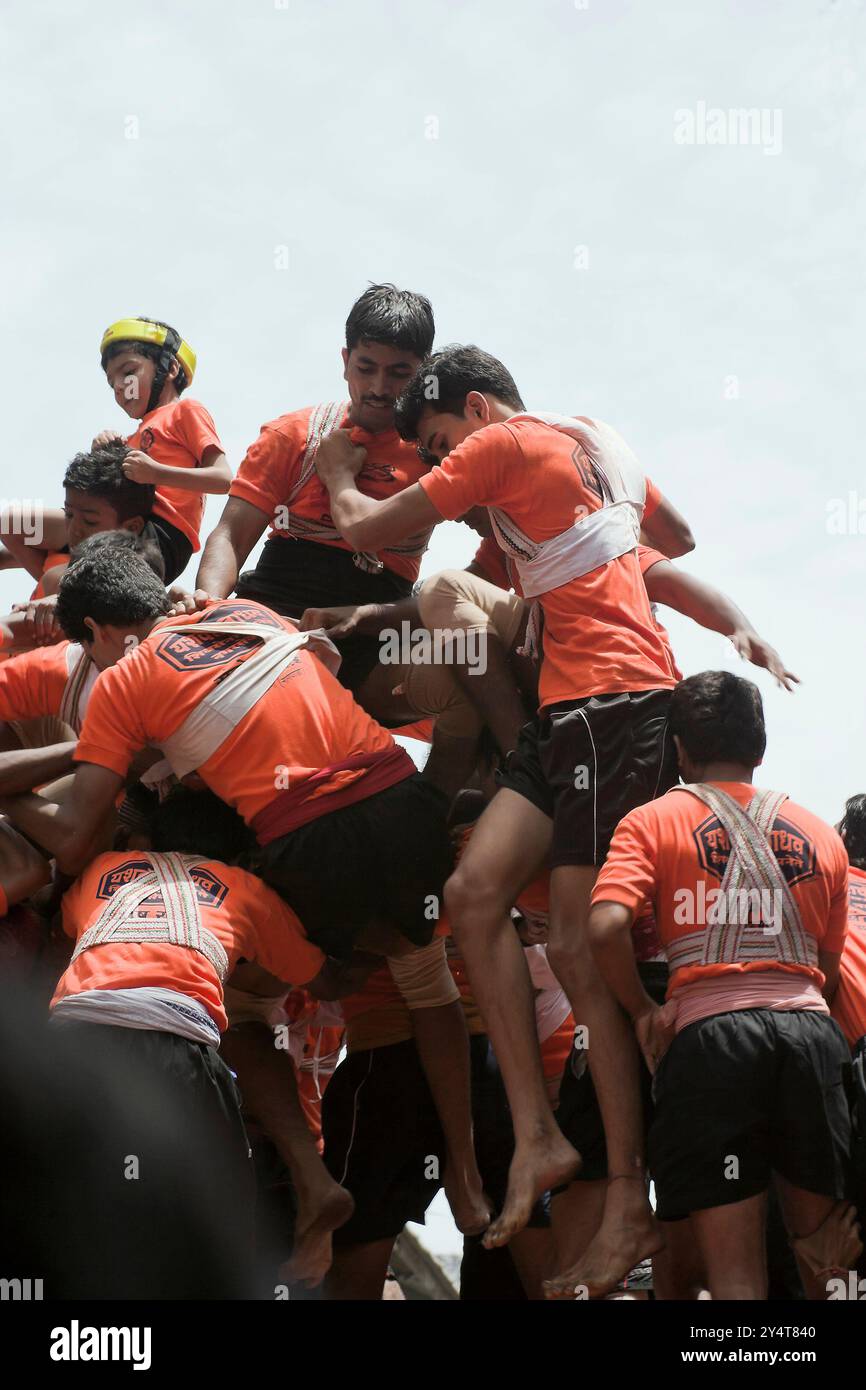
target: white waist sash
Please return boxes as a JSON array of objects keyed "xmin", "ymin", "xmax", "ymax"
[
  {"xmin": 52, "ymin": 985, "xmax": 221, "ymax": 1045},
  {"xmin": 156, "ymin": 619, "xmax": 341, "ymax": 780}
]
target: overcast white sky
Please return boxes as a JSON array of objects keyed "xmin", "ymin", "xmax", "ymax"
[{"xmin": 1, "ymin": 0, "xmax": 864, "ymax": 823}]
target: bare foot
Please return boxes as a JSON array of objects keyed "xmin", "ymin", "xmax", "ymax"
[
  {"xmin": 484, "ymin": 1133, "xmax": 581, "ymax": 1249},
  {"xmin": 283, "ymin": 1183, "xmax": 355, "ymax": 1288},
  {"xmin": 544, "ymin": 1186, "xmax": 662, "ymax": 1299}
]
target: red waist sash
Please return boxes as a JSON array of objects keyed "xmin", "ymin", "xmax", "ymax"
[{"xmin": 251, "ymin": 744, "xmax": 415, "ymax": 845}]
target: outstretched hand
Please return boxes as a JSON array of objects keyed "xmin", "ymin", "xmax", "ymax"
[{"xmin": 731, "ymin": 629, "xmax": 800, "ymax": 692}]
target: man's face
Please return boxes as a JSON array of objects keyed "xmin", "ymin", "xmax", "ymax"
[
  {"xmin": 415, "ymin": 403, "xmax": 485, "ymax": 465},
  {"xmin": 63, "ymin": 489, "xmax": 142, "ymax": 549},
  {"xmin": 342, "ymin": 340, "xmax": 422, "ymax": 434}
]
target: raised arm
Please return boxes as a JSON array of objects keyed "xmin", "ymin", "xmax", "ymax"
[
  {"xmin": 0, "ymin": 760, "xmax": 124, "ymax": 875},
  {"xmin": 315, "ymin": 432, "xmax": 441, "ymax": 550},
  {"xmin": 644, "ymin": 559, "xmax": 799, "ymax": 690}
]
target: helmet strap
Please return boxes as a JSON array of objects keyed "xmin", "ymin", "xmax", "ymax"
[{"xmin": 145, "ymin": 325, "xmax": 182, "ymax": 414}]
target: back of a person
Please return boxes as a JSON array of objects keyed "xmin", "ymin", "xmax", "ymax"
[
  {"xmin": 631, "ymin": 780, "xmax": 843, "ymax": 995},
  {"xmin": 462, "ymin": 416, "xmax": 675, "ymax": 705}
]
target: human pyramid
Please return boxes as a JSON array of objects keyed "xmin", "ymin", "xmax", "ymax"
[{"xmin": 0, "ymin": 286, "xmax": 863, "ymax": 1302}]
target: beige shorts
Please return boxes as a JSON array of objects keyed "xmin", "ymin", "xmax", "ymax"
[{"xmin": 395, "ymin": 569, "xmax": 526, "ymax": 740}]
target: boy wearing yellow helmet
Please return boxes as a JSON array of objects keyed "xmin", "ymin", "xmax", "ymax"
[
  {"xmin": 94, "ymin": 316, "xmax": 231, "ymax": 581},
  {"xmin": 1, "ymin": 318, "xmax": 230, "ymax": 591}
]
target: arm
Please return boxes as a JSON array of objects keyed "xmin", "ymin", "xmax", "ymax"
[
  {"xmin": 587, "ymin": 900, "xmax": 656, "ymax": 1022},
  {"xmin": 819, "ymin": 949, "xmax": 842, "ymax": 1003},
  {"xmin": 122, "ymin": 447, "xmax": 232, "ymax": 496},
  {"xmin": 298, "ymin": 595, "xmax": 421, "ymax": 640},
  {"xmin": 641, "ymin": 491, "xmax": 695, "ymax": 558},
  {"xmin": 315, "ymin": 431, "xmax": 441, "ymax": 550},
  {"xmin": 0, "ymin": 508, "xmax": 67, "ymax": 582},
  {"xmin": 195, "ymin": 495, "xmax": 270, "ymax": 597},
  {"xmin": 0, "ymin": 761, "xmax": 124, "ymax": 875},
  {"xmin": 0, "ymin": 817, "xmax": 52, "ymax": 908},
  {"xmin": 645, "ymin": 559, "xmax": 799, "ymax": 690}
]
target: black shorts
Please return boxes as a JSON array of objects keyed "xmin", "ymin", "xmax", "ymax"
[
  {"xmin": 851, "ymin": 1035, "xmax": 866, "ymax": 1272},
  {"xmin": 237, "ymin": 536, "xmax": 412, "ymax": 696},
  {"xmin": 46, "ymin": 1021, "xmax": 255, "ymax": 1297},
  {"xmin": 256, "ymin": 774, "xmax": 452, "ymax": 958},
  {"xmin": 649, "ymin": 1008, "xmax": 855, "ymax": 1222},
  {"xmin": 555, "ymin": 961, "xmax": 668, "ymax": 1183},
  {"xmin": 144, "ymin": 516, "xmax": 194, "ymax": 585},
  {"xmin": 322, "ymin": 1034, "xmax": 547, "ymax": 1247},
  {"xmin": 498, "ymin": 689, "xmax": 678, "ymax": 867}
]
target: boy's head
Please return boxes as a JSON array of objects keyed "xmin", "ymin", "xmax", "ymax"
[
  {"xmin": 70, "ymin": 528, "xmax": 166, "ymax": 583},
  {"xmin": 394, "ymin": 344, "xmax": 525, "ymax": 464},
  {"xmin": 57, "ymin": 548, "xmax": 170, "ymax": 671},
  {"xmin": 838, "ymin": 795, "xmax": 866, "ymax": 871},
  {"xmin": 149, "ymin": 786, "xmax": 254, "ymax": 864},
  {"xmin": 100, "ymin": 316, "xmax": 196, "ymax": 420},
  {"xmin": 63, "ymin": 443, "xmax": 154, "ymax": 549},
  {"xmin": 668, "ymin": 670, "xmax": 767, "ymax": 781},
  {"xmin": 342, "ymin": 284, "xmax": 435, "ymax": 434}
]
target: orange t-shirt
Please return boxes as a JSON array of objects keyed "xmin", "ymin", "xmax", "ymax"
[
  {"xmin": 230, "ymin": 406, "xmax": 434, "ymax": 583},
  {"xmin": 74, "ymin": 600, "xmax": 396, "ymax": 825},
  {"xmin": 127, "ymin": 397, "xmax": 224, "ymax": 551},
  {"xmin": 419, "ymin": 418, "xmax": 674, "ymax": 707},
  {"xmin": 0, "ymin": 640, "xmax": 79, "ymax": 722},
  {"xmin": 831, "ymin": 866, "xmax": 866, "ymax": 1047},
  {"xmin": 31, "ymin": 550, "xmax": 70, "ymax": 601},
  {"xmin": 52, "ymin": 852, "xmax": 326, "ymax": 1033},
  {"xmin": 592, "ymin": 782, "xmax": 849, "ymax": 994},
  {"xmin": 637, "ymin": 545, "xmax": 683, "ymax": 682}
]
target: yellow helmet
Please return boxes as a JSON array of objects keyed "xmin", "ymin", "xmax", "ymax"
[{"xmin": 100, "ymin": 317, "xmax": 196, "ymax": 409}]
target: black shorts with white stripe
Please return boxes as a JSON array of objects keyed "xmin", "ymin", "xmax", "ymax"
[{"xmin": 497, "ymin": 688, "xmax": 678, "ymax": 867}]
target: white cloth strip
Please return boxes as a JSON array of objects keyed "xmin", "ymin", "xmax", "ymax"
[{"xmin": 51, "ymin": 986, "xmax": 221, "ymax": 1045}]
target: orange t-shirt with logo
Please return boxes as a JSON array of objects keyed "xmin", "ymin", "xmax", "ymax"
[
  {"xmin": 592, "ymin": 783, "xmax": 849, "ymax": 994},
  {"xmin": 74, "ymin": 600, "xmax": 397, "ymax": 825},
  {"xmin": 419, "ymin": 418, "xmax": 673, "ymax": 707},
  {"xmin": 831, "ymin": 866, "xmax": 866, "ymax": 1048},
  {"xmin": 230, "ymin": 406, "xmax": 434, "ymax": 583},
  {"xmin": 127, "ymin": 397, "xmax": 224, "ymax": 551},
  {"xmin": 52, "ymin": 852, "xmax": 326, "ymax": 1033}
]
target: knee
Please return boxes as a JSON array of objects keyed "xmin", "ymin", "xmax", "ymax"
[
  {"xmin": 546, "ymin": 926, "xmax": 591, "ymax": 981},
  {"xmin": 444, "ymin": 865, "xmax": 508, "ymax": 941}
]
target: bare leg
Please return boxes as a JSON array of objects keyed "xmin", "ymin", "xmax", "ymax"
[
  {"xmin": 448, "ymin": 631, "xmax": 528, "ymax": 756},
  {"xmin": 689, "ymin": 1193, "xmax": 768, "ymax": 1299},
  {"xmin": 446, "ymin": 790, "xmax": 580, "ymax": 1247},
  {"xmin": 322, "ymin": 1238, "xmax": 396, "ymax": 1301},
  {"xmin": 507, "ymin": 1227, "xmax": 556, "ymax": 1300},
  {"xmin": 549, "ymin": 1178, "xmax": 607, "ymax": 1298},
  {"xmin": 411, "ymin": 1001, "xmax": 490, "ymax": 1234},
  {"xmin": 653, "ymin": 1218, "xmax": 708, "ymax": 1300},
  {"xmin": 776, "ymin": 1176, "xmax": 863, "ymax": 1299},
  {"xmin": 543, "ymin": 865, "xmax": 661, "ymax": 1298},
  {"xmin": 220, "ymin": 1023, "xmax": 354, "ymax": 1287}
]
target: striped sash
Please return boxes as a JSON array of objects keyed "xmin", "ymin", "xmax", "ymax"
[
  {"xmin": 70, "ymin": 853, "xmax": 230, "ymax": 982},
  {"xmin": 666, "ymin": 785, "xmax": 816, "ymax": 975}
]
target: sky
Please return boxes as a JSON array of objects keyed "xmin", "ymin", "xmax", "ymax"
[{"xmin": 1, "ymin": 0, "xmax": 864, "ymax": 826}]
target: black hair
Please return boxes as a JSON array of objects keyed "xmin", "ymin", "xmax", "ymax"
[
  {"xmin": 70, "ymin": 528, "xmax": 166, "ymax": 582},
  {"xmin": 394, "ymin": 344, "xmax": 525, "ymax": 444},
  {"xmin": 56, "ymin": 549, "xmax": 170, "ymax": 645},
  {"xmin": 345, "ymin": 283, "xmax": 434, "ymax": 359},
  {"xmin": 150, "ymin": 787, "xmax": 254, "ymax": 863},
  {"xmin": 63, "ymin": 442, "xmax": 154, "ymax": 524},
  {"xmin": 101, "ymin": 318, "xmax": 190, "ymax": 394},
  {"xmin": 839, "ymin": 794, "xmax": 866, "ymax": 871},
  {"xmin": 668, "ymin": 670, "xmax": 767, "ymax": 769}
]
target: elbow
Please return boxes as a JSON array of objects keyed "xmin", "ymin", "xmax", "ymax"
[{"xmin": 669, "ymin": 524, "xmax": 695, "ymax": 559}]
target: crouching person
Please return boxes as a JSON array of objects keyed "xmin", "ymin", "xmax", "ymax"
[{"xmin": 47, "ymin": 785, "xmax": 333, "ymax": 1299}]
